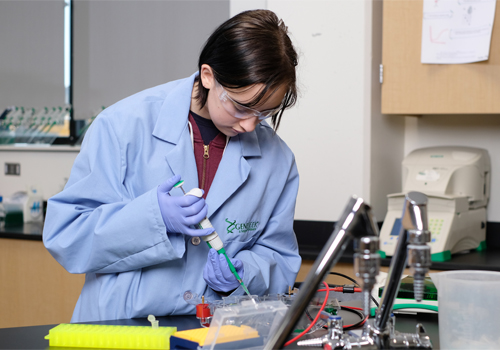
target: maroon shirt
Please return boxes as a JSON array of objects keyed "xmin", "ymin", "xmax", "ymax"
[{"xmin": 189, "ymin": 113, "xmax": 226, "ymax": 199}]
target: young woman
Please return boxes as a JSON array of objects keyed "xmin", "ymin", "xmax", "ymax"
[{"xmin": 43, "ymin": 9, "xmax": 301, "ymax": 322}]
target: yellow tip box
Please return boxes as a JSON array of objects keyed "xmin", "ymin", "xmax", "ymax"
[{"xmin": 45, "ymin": 323, "xmax": 177, "ymax": 349}]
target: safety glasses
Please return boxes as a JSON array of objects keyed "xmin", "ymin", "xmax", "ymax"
[{"xmin": 214, "ymin": 80, "xmax": 282, "ymax": 121}]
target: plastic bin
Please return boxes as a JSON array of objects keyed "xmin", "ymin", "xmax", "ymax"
[
  {"xmin": 201, "ymin": 300, "xmax": 287, "ymax": 350},
  {"xmin": 431, "ymin": 270, "xmax": 500, "ymax": 349}
]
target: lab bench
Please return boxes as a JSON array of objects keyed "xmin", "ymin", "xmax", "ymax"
[{"xmin": 0, "ymin": 311, "xmax": 440, "ymax": 349}]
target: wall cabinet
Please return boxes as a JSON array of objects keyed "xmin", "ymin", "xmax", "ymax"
[{"xmin": 381, "ymin": 0, "xmax": 500, "ymax": 114}]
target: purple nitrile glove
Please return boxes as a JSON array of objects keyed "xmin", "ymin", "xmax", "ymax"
[
  {"xmin": 157, "ymin": 175, "xmax": 214, "ymax": 237},
  {"xmin": 203, "ymin": 248, "xmax": 244, "ymax": 292}
]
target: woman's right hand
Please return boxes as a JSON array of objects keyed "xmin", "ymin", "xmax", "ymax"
[{"xmin": 157, "ymin": 175, "xmax": 214, "ymax": 237}]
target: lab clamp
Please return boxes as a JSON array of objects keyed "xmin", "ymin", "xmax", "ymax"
[{"xmin": 265, "ymin": 191, "xmax": 433, "ymax": 349}]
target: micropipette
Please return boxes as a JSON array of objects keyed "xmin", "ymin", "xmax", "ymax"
[{"xmin": 173, "ymin": 181, "xmax": 255, "ymax": 302}]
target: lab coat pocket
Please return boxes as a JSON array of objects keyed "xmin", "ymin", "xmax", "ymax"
[{"xmin": 223, "ymin": 234, "xmax": 259, "ymax": 257}]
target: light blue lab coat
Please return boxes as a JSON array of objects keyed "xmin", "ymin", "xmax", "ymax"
[{"xmin": 43, "ymin": 72, "xmax": 301, "ymax": 322}]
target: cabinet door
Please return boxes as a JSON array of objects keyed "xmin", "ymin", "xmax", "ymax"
[
  {"xmin": 0, "ymin": 239, "xmax": 84, "ymax": 328},
  {"xmin": 381, "ymin": 0, "xmax": 500, "ymax": 114}
]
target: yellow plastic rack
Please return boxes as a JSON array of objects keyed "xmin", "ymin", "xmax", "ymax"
[{"xmin": 45, "ymin": 323, "xmax": 177, "ymax": 349}]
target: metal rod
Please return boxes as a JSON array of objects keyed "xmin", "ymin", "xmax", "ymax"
[
  {"xmin": 374, "ymin": 221, "xmax": 408, "ymax": 331},
  {"xmin": 265, "ymin": 196, "xmax": 371, "ymax": 349},
  {"xmin": 374, "ymin": 192, "xmax": 428, "ymax": 331}
]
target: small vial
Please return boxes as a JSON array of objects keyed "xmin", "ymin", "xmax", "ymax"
[
  {"xmin": 147, "ymin": 314, "xmax": 159, "ymax": 329},
  {"xmin": 196, "ymin": 296, "xmax": 212, "ymax": 328}
]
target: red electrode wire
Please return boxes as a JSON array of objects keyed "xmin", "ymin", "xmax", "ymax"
[
  {"xmin": 317, "ymin": 287, "xmax": 362, "ymax": 293},
  {"xmin": 284, "ymin": 281, "xmax": 330, "ymax": 347}
]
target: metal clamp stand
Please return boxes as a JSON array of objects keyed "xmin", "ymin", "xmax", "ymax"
[{"xmin": 265, "ymin": 192, "xmax": 433, "ymax": 349}]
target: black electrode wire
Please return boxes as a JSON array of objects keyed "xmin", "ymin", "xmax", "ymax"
[
  {"xmin": 304, "ymin": 306, "xmax": 366, "ymax": 330},
  {"xmin": 329, "ymin": 272, "xmax": 380, "ymax": 308},
  {"xmin": 340, "ymin": 306, "xmax": 366, "ymax": 330}
]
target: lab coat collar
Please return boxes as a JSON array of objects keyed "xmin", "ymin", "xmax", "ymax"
[
  {"xmin": 152, "ymin": 72, "xmax": 197, "ymax": 144},
  {"xmin": 237, "ymin": 127, "xmax": 261, "ymax": 158}
]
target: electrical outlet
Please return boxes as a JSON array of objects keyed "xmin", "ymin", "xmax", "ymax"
[{"xmin": 5, "ymin": 163, "xmax": 20, "ymax": 175}]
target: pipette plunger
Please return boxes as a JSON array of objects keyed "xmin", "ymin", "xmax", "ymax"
[{"xmin": 173, "ymin": 180, "xmax": 186, "ymax": 195}]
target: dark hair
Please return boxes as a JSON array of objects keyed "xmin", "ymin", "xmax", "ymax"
[{"xmin": 195, "ymin": 9, "xmax": 298, "ymax": 130}]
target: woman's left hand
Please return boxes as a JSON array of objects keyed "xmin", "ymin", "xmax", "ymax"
[{"xmin": 203, "ymin": 248, "xmax": 244, "ymax": 292}]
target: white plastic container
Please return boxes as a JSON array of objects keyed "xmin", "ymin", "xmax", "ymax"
[
  {"xmin": 431, "ymin": 270, "xmax": 500, "ymax": 349},
  {"xmin": 23, "ymin": 187, "xmax": 44, "ymax": 223}
]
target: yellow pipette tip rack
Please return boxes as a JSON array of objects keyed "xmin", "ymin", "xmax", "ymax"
[{"xmin": 44, "ymin": 323, "xmax": 177, "ymax": 349}]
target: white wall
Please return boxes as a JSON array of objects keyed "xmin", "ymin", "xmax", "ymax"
[
  {"xmin": 368, "ymin": 1, "xmax": 406, "ymax": 223},
  {"xmin": 271, "ymin": 0, "xmax": 369, "ymax": 221},
  {"xmin": 404, "ymin": 115, "xmax": 500, "ymax": 221},
  {"xmin": 0, "ymin": 146, "xmax": 79, "ymax": 200},
  {"xmin": 232, "ymin": 0, "xmax": 404, "ymax": 222}
]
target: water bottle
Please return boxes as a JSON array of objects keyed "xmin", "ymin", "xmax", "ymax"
[{"xmin": 0, "ymin": 196, "xmax": 6, "ymax": 229}]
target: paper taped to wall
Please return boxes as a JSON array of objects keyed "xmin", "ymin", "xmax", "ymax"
[{"xmin": 421, "ymin": 0, "xmax": 496, "ymax": 64}]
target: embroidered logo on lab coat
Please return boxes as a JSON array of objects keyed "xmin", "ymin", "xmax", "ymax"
[{"xmin": 225, "ymin": 218, "xmax": 259, "ymax": 234}]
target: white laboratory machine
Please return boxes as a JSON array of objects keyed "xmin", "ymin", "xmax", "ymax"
[{"xmin": 379, "ymin": 146, "xmax": 490, "ymax": 262}]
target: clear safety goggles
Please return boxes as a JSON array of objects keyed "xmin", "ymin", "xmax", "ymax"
[{"xmin": 215, "ymin": 80, "xmax": 282, "ymax": 121}]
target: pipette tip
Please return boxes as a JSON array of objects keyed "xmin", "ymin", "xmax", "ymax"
[{"xmin": 240, "ymin": 283, "xmax": 257, "ymax": 305}]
